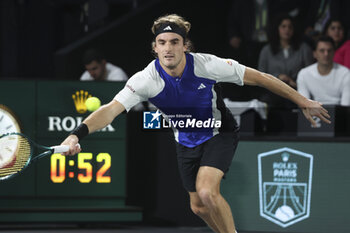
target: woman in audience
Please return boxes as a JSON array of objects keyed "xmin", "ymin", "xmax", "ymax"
[
  {"xmin": 323, "ymin": 18, "xmax": 349, "ymax": 69},
  {"xmin": 258, "ymin": 14, "xmax": 314, "ymax": 107},
  {"xmin": 323, "ymin": 18, "xmax": 346, "ymax": 50}
]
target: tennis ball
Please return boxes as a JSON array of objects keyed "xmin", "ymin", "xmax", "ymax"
[{"xmin": 85, "ymin": 97, "xmax": 101, "ymax": 112}]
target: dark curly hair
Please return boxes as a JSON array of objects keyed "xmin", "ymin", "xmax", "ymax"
[
  {"xmin": 151, "ymin": 14, "xmax": 195, "ymax": 58},
  {"xmin": 322, "ymin": 18, "xmax": 346, "ymax": 48},
  {"xmin": 268, "ymin": 14, "xmax": 301, "ymax": 55},
  {"xmin": 82, "ymin": 48, "xmax": 105, "ymax": 65}
]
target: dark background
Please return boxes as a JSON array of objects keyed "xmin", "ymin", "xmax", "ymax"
[{"xmin": 0, "ymin": 0, "xmax": 234, "ymax": 80}]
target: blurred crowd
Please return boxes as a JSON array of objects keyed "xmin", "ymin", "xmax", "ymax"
[
  {"xmin": 1, "ymin": 0, "xmax": 349, "ymax": 108},
  {"xmin": 227, "ymin": 0, "xmax": 350, "ymax": 107}
]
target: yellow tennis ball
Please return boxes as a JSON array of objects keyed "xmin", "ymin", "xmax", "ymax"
[{"xmin": 85, "ymin": 97, "xmax": 101, "ymax": 112}]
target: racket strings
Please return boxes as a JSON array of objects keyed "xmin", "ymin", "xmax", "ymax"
[{"xmin": 0, "ymin": 135, "xmax": 31, "ymax": 178}]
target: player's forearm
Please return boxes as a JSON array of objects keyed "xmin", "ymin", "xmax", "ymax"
[
  {"xmin": 82, "ymin": 105, "xmax": 113, "ymax": 133},
  {"xmin": 83, "ymin": 100, "xmax": 124, "ymax": 134},
  {"xmin": 244, "ymin": 68, "xmax": 309, "ymax": 107},
  {"xmin": 260, "ymin": 72, "xmax": 309, "ymax": 107}
]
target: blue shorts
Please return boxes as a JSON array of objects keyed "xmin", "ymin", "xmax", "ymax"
[{"xmin": 175, "ymin": 131, "xmax": 239, "ymax": 192}]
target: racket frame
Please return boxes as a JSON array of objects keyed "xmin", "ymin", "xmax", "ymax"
[{"xmin": 0, "ymin": 132, "xmax": 66, "ymax": 181}]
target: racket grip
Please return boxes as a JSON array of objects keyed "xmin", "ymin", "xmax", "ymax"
[{"xmin": 51, "ymin": 145, "xmax": 70, "ymax": 153}]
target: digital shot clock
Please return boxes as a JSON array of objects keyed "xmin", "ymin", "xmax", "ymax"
[
  {"xmin": 34, "ymin": 139, "xmax": 126, "ymax": 197},
  {"xmin": 50, "ymin": 152, "xmax": 111, "ymax": 183}
]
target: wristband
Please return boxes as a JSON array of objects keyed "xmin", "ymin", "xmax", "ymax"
[{"xmin": 70, "ymin": 123, "xmax": 89, "ymax": 141}]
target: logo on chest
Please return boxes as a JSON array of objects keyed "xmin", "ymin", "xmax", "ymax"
[{"xmin": 197, "ymin": 83, "xmax": 206, "ymax": 90}]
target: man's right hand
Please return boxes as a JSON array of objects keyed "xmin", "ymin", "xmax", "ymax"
[{"xmin": 60, "ymin": 134, "xmax": 81, "ymax": 156}]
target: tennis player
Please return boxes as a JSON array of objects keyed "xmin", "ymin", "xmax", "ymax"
[{"xmin": 61, "ymin": 14, "xmax": 331, "ymax": 233}]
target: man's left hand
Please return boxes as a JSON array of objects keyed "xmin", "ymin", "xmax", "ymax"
[{"xmin": 301, "ymin": 100, "xmax": 331, "ymax": 127}]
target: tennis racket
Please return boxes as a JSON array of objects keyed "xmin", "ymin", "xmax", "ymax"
[{"xmin": 0, "ymin": 132, "xmax": 70, "ymax": 180}]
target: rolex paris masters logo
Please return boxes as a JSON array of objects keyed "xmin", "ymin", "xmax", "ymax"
[{"xmin": 258, "ymin": 147, "xmax": 313, "ymax": 228}]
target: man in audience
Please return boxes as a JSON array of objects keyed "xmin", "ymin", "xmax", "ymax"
[
  {"xmin": 297, "ymin": 36, "xmax": 350, "ymax": 106},
  {"xmin": 80, "ymin": 48, "xmax": 128, "ymax": 81}
]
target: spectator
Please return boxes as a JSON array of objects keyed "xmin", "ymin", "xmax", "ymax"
[
  {"xmin": 304, "ymin": 0, "xmax": 349, "ymax": 47},
  {"xmin": 323, "ymin": 18, "xmax": 346, "ymax": 50},
  {"xmin": 258, "ymin": 14, "xmax": 314, "ymax": 88},
  {"xmin": 227, "ymin": 0, "xmax": 308, "ymax": 68},
  {"xmin": 80, "ymin": 48, "xmax": 128, "ymax": 81},
  {"xmin": 334, "ymin": 40, "xmax": 350, "ymax": 69},
  {"xmin": 258, "ymin": 14, "xmax": 314, "ymax": 108},
  {"xmin": 297, "ymin": 36, "xmax": 350, "ymax": 106}
]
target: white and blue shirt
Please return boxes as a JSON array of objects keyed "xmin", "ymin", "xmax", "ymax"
[{"xmin": 115, "ymin": 53, "xmax": 246, "ymax": 147}]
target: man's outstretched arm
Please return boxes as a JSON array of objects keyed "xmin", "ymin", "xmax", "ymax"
[
  {"xmin": 61, "ymin": 100, "xmax": 125, "ymax": 155},
  {"xmin": 243, "ymin": 67, "xmax": 331, "ymax": 126}
]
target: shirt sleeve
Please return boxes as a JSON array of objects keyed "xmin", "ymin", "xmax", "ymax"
[
  {"xmin": 297, "ymin": 69, "xmax": 311, "ymax": 99},
  {"xmin": 345, "ymin": 50, "xmax": 350, "ymax": 70},
  {"xmin": 114, "ymin": 71, "xmax": 149, "ymax": 112},
  {"xmin": 193, "ymin": 53, "xmax": 245, "ymax": 85},
  {"xmin": 340, "ymin": 70, "xmax": 350, "ymax": 106},
  {"xmin": 334, "ymin": 41, "xmax": 349, "ymax": 68},
  {"xmin": 109, "ymin": 67, "xmax": 129, "ymax": 81},
  {"xmin": 80, "ymin": 71, "xmax": 92, "ymax": 81}
]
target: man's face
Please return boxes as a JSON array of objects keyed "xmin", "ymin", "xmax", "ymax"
[
  {"xmin": 314, "ymin": 42, "xmax": 334, "ymax": 66},
  {"xmin": 85, "ymin": 60, "xmax": 107, "ymax": 80},
  {"xmin": 154, "ymin": 32, "xmax": 187, "ymax": 70}
]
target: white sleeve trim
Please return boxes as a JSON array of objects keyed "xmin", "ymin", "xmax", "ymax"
[
  {"xmin": 114, "ymin": 61, "xmax": 164, "ymax": 111},
  {"xmin": 193, "ymin": 53, "xmax": 245, "ymax": 85}
]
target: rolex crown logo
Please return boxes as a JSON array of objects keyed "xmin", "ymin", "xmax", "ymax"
[{"xmin": 72, "ymin": 90, "xmax": 91, "ymax": 114}]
